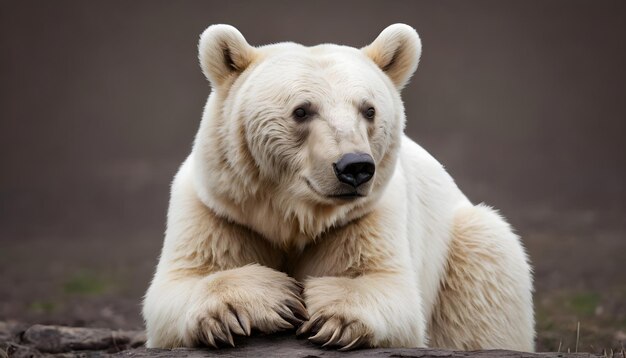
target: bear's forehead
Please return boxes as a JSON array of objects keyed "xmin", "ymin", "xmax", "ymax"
[
  {"xmin": 248, "ymin": 44, "xmax": 386, "ymax": 96},
  {"xmin": 259, "ymin": 44, "xmax": 368, "ymax": 71}
]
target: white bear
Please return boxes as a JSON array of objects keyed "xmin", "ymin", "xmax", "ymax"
[{"xmin": 142, "ymin": 23, "xmax": 535, "ymax": 351}]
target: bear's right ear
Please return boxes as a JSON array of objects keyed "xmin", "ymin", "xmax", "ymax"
[
  {"xmin": 362, "ymin": 24, "xmax": 422, "ymax": 90},
  {"xmin": 198, "ymin": 24, "xmax": 256, "ymax": 88}
]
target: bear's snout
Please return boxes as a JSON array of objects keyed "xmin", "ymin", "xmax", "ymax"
[{"xmin": 333, "ymin": 153, "xmax": 375, "ymax": 188}]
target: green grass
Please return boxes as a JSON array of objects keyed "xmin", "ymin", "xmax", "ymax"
[
  {"xmin": 63, "ymin": 271, "xmax": 110, "ymax": 295},
  {"xmin": 28, "ymin": 301, "xmax": 58, "ymax": 313},
  {"xmin": 567, "ymin": 292, "xmax": 600, "ymax": 316}
]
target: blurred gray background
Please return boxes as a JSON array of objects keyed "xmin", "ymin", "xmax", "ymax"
[{"xmin": 1, "ymin": 0, "xmax": 624, "ymax": 352}]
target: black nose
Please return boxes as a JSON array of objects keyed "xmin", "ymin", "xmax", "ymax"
[{"xmin": 333, "ymin": 153, "xmax": 376, "ymax": 188}]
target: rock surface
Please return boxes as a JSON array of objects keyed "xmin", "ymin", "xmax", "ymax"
[{"xmin": 0, "ymin": 322, "xmax": 619, "ymax": 357}]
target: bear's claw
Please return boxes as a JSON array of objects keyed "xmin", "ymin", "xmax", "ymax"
[
  {"xmin": 298, "ymin": 311, "xmax": 373, "ymax": 350},
  {"xmin": 199, "ymin": 316, "xmax": 234, "ymax": 348},
  {"xmin": 338, "ymin": 335, "xmax": 367, "ymax": 351},
  {"xmin": 296, "ymin": 314, "xmax": 323, "ymax": 337}
]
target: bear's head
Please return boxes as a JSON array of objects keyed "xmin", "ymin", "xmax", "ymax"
[{"xmin": 192, "ymin": 24, "xmax": 421, "ymax": 247}]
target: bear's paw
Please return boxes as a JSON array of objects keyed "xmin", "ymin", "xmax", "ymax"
[{"xmin": 184, "ymin": 265, "xmax": 308, "ymax": 348}]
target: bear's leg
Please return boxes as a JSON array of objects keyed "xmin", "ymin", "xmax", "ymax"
[
  {"xmin": 299, "ymin": 273, "xmax": 424, "ymax": 349},
  {"xmin": 428, "ymin": 204, "xmax": 535, "ymax": 351},
  {"xmin": 294, "ymin": 200, "xmax": 426, "ymax": 349},
  {"xmin": 143, "ymin": 160, "xmax": 306, "ymax": 348}
]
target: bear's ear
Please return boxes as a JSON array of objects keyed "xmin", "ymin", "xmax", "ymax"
[
  {"xmin": 198, "ymin": 24, "xmax": 256, "ymax": 88},
  {"xmin": 362, "ymin": 24, "xmax": 422, "ymax": 90}
]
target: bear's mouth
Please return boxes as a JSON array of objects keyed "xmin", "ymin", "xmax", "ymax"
[
  {"xmin": 330, "ymin": 192, "xmax": 365, "ymax": 200},
  {"xmin": 305, "ymin": 178, "xmax": 365, "ymax": 201}
]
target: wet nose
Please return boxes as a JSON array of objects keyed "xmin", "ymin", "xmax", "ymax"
[{"xmin": 333, "ymin": 153, "xmax": 375, "ymax": 188}]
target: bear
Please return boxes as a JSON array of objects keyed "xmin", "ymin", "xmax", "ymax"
[{"xmin": 142, "ymin": 23, "xmax": 535, "ymax": 351}]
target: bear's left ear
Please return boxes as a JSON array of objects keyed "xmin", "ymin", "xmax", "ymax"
[
  {"xmin": 198, "ymin": 24, "xmax": 257, "ymax": 89},
  {"xmin": 362, "ymin": 24, "xmax": 422, "ymax": 90}
]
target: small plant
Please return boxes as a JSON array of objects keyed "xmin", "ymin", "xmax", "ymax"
[
  {"xmin": 28, "ymin": 301, "xmax": 57, "ymax": 313},
  {"xmin": 63, "ymin": 271, "xmax": 110, "ymax": 295}
]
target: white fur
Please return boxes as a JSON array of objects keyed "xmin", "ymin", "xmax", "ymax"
[{"xmin": 142, "ymin": 24, "xmax": 535, "ymax": 351}]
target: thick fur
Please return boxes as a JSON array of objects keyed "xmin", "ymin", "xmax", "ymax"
[{"xmin": 142, "ymin": 24, "xmax": 535, "ymax": 351}]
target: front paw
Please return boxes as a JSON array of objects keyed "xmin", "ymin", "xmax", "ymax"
[
  {"xmin": 186, "ymin": 264, "xmax": 308, "ymax": 347},
  {"xmin": 297, "ymin": 308, "xmax": 374, "ymax": 351}
]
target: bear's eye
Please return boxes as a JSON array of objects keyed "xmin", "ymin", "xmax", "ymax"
[
  {"xmin": 364, "ymin": 107, "xmax": 376, "ymax": 120},
  {"xmin": 293, "ymin": 107, "xmax": 308, "ymax": 121}
]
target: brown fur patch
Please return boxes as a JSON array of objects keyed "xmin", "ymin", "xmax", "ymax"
[
  {"xmin": 167, "ymin": 201, "xmax": 284, "ymax": 280},
  {"xmin": 291, "ymin": 210, "xmax": 398, "ymax": 280}
]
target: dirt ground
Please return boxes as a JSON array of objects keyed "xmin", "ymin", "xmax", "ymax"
[{"xmin": 1, "ymin": 0, "xmax": 625, "ymax": 355}]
